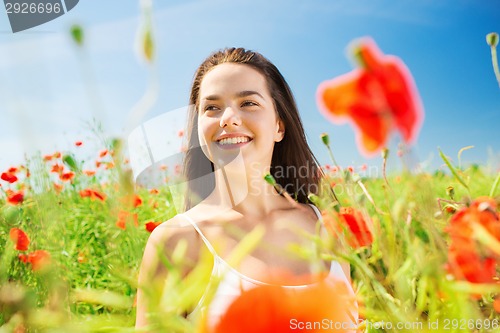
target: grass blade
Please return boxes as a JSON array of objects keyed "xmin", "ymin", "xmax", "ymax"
[{"xmin": 439, "ymin": 148, "xmax": 469, "ymax": 191}]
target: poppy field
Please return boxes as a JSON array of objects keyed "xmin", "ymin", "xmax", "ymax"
[{"xmin": 1, "ymin": 29, "xmax": 500, "ymax": 333}]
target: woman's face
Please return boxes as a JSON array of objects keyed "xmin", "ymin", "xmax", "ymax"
[{"xmin": 197, "ymin": 63, "xmax": 284, "ymax": 168}]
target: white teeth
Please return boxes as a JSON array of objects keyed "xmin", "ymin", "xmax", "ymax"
[{"xmin": 218, "ymin": 137, "xmax": 251, "ymax": 145}]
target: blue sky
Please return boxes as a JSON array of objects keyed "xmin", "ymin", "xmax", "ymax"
[{"xmin": 0, "ymin": 0, "xmax": 499, "ymax": 176}]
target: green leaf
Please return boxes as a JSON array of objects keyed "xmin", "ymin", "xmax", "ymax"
[
  {"xmin": 438, "ymin": 148, "xmax": 469, "ymax": 191},
  {"xmin": 63, "ymin": 153, "xmax": 80, "ymax": 173}
]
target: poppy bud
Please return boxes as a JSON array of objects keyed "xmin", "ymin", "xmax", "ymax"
[
  {"xmin": 70, "ymin": 24, "xmax": 84, "ymax": 46},
  {"xmin": 486, "ymin": 32, "xmax": 499, "ymax": 47},
  {"xmin": 446, "ymin": 186, "xmax": 455, "ymax": 200},
  {"xmin": 381, "ymin": 148, "xmax": 389, "ymax": 159},
  {"xmin": 263, "ymin": 173, "xmax": 276, "ymax": 186},
  {"xmin": 351, "ymin": 45, "xmax": 368, "ymax": 69},
  {"xmin": 320, "ymin": 133, "xmax": 330, "ymax": 146}
]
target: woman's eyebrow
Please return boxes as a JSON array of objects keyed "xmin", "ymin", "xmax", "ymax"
[
  {"xmin": 202, "ymin": 90, "xmax": 265, "ymax": 102},
  {"xmin": 202, "ymin": 94, "xmax": 220, "ymax": 101},
  {"xmin": 235, "ymin": 90, "xmax": 264, "ymax": 99}
]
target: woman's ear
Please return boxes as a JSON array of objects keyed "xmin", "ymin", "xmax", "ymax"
[{"xmin": 275, "ymin": 119, "xmax": 285, "ymax": 142}]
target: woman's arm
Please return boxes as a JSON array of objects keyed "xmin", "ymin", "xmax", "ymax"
[{"xmin": 135, "ymin": 218, "xmax": 200, "ymax": 330}]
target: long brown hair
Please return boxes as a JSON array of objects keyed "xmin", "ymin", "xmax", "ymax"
[{"xmin": 183, "ymin": 47, "xmax": 323, "ymax": 210}]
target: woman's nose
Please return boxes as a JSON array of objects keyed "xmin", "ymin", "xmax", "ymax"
[{"xmin": 219, "ymin": 106, "xmax": 242, "ymax": 128}]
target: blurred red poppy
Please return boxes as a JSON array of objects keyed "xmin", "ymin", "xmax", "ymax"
[
  {"xmin": 323, "ymin": 208, "xmax": 373, "ymax": 248},
  {"xmin": 134, "ymin": 195, "xmax": 143, "ymax": 208},
  {"xmin": 1, "ymin": 172, "xmax": 18, "ymax": 183},
  {"xmin": 23, "ymin": 250, "xmax": 51, "ymax": 271},
  {"xmin": 84, "ymin": 170, "xmax": 96, "ymax": 176},
  {"xmin": 51, "ymin": 164, "xmax": 64, "ymax": 174},
  {"xmin": 145, "ymin": 221, "xmax": 161, "ymax": 232},
  {"xmin": 207, "ymin": 279, "xmax": 356, "ymax": 333},
  {"xmin": 9, "ymin": 228, "xmax": 30, "ymax": 251},
  {"xmin": 7, "ymin": 190, "xmax": 24, "ymax": 205},
  {"xmin": 116, "ymin": 210, "xmax": 139, "ymax": 230},
  {"xmin": 53, "ymin": 182, "xmax": 63, "ymax": 193},
  {"xmin": 60, "ymin": 172, "xmax": 75, "ymax": 182},
  {"xmin": 445, "ymin": 197, "xmax": 500, "ymax": 283},
  {"xmin": 116, "ymin": 218, "xmax": 126, "ymax": 230},
  {"xmin": 316, "ymin": 37, "xmax": 424, "ymax": 157},
  {"xmin": 7, "ymin": 167, "xmax": 18, "ymax": 174},
  {"xmin": 75, "ymin": 141, "xmax": 83, "ymax": 146},
  {"xmin": 79, "ymin": 188, "xmax": 106, "ymax": 202},
  {"xmin": 99, "ymin": 149, "xmax": 108, "ymax": 158}
]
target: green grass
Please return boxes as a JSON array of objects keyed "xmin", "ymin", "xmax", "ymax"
[{"xmin": 0, "ymin": 141, "xmax": 499, "ymax": 332}]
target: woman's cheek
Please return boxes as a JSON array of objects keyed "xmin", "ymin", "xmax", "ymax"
[{"xmin": 197, "ymin": 118, "xmax": 214, "ymax": 161}]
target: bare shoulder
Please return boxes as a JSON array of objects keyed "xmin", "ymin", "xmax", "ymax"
[
  {"xmin": 273, "ymin": 203, "xmax": 320, "ymax": 234},
  {"xmin": 140, "ymin": 214, "xmax": 201, "ymax": 278}
]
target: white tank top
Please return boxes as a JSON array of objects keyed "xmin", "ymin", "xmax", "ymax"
[{"xmin": 181, "ymin": 204, "xmax": 358, "ymax": 329}]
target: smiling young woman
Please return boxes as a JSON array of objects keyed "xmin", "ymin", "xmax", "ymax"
[{"xmin": 135, "ymin": 48, "xmax": 357, "ymax": 331}]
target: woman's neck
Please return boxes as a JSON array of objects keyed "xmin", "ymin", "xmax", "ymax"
[{"xmin": 208, "ymin": 158, "xmax": 291, "ymax": 218}]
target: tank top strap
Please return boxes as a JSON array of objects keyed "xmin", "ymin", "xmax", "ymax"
[
  {"xmin": 308, "ymin": 204, "xmax": 352, "ymax": 282},
  {"xmin": 308, "ymin": 203, "xmax": 323, "ymax": 221},
  {"xmin": 178, "ymin": 213, "xmax": 219, "ymax": 258}
]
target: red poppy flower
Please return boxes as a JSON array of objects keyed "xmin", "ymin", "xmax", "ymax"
[
  {"xmin": 8, "ymin": 167, "xmax": 18, "ymax": 174},
  {"xmin": 316, "ymin": 37, "xmax": 424, "ymax": 157},
  {"xmin": 323, "ymin": 208, "xmax": 373, "ymax": 248},
  {"xmin": 43, "ymin": 155, "xmax": 53, "ymax": 161},
  {"xmin": 7, "ymin": 190, "xmax": 24, "ymax": 205},
  {"xmin": 99, "ymin": 149, "xmax": 108, "ymax": 158},
  {"xmin": 79, "ymin": 188, "xmax": 106, "ymax": 201},
  {"xmin": 149, "ymin": 188, "xmax": 159, "ymax": 195},
  {"xmin": 1, "ymin": 172, "xmax": 18, "ymax": 183},
  {"xmin": 134, "ymin": 195, "xmax": 143, "ymax": 208},
  {"xmin": 115, "ymin": 210, "xmax": 138, "ymax": 230},
  {"xmin": 494, "ymin": 298, "xmax": 500, "ymax": 313},
  {"xmin": 26, "ymin": 250, "xmax": 51, "ymax": 271},
  {"xmin": 18, "ymin": 253, "xmax": 29, "ymax": 263},
  {"xmin": 75, "ymin": 141, "xmax": 83, "ymax": 147},
  {"xmin": 51, "ymin": 164, "xmax": 64, "ymax": 174},
  {"xmin": 9, "ymin": 228, "xmax": 30, "ymax": 251},
  {"xmin": 445, "ymin": 197, "xmax": 500, "ymax": 284},
  {"xmin": 145, "ymin": 221, "xmax": 161, "ymax": 233},
  {"xmin": 53, "ymin": 151, "xmax": 61, "ymax": 159},
  {"xmin": 104, "ymin": 162, "xmax": 115, "ymax": 170},
  {"xmin": 207, "ymin": 279, "xmax": 356, "ymax": 333},
  {"xmin": 83, "ymin": 170, "xmax": 96, "ymax": 176},
  {"xmin": 53, "ymin": 182, "xmax": 63, "ymax": 193},
  {"xmin": 116, "ymin": 218, "xmax": 126, "ymax": 230},
  {"xmin": 60, "ymin": 172, "xmax": 75, "ymax": 182}
]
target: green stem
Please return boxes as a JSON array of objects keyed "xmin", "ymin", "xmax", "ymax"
[
  {"xmin": 491, "ymin": 45, "xmax": 500, "ymax": 88},
  {"xmin": 490, "ymin": 172, "xmax": 500, "ymax": 197},
  {"xmin": 438, "ymin": 148, "xmax": 470, "ymax": 192},
  {"xmin": 326, "ymin": 144, "xmax": 341, "ymax": 171}
]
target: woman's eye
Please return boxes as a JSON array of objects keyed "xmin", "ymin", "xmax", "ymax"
[
  {"xmin": 204, "ymin": 105, "xmax": 219, "ymax": 112},
  {"xmin": 241, "ymin": 101, "xmax": 258, "ymax": 107}
]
